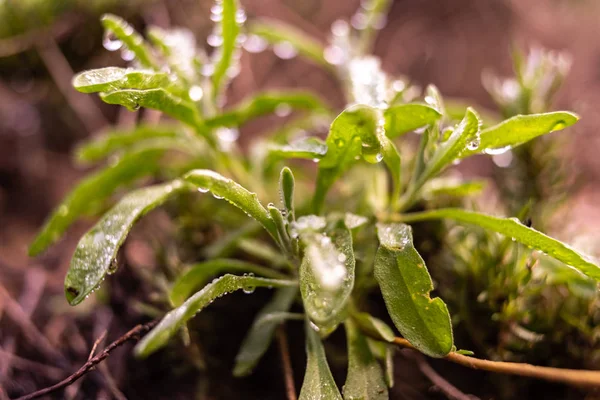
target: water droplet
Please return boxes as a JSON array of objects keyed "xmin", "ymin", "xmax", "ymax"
[
  {"xmin": 466, "ymin": 138, "xmax": 480, "ymax": 151},
  {"xmin": 392, "ymin": 80, "xmax": 406, "ymax": 92},
  {"xmin": 550, "ymin": 120, "xmax": 566, "ymax": 131},
  {"xmin": 492, "ymin": 151, "xmax": 513, "ymax": 168},
  {"xmin": 273, "ymin": 41, "xmax": 298, "ymax": 60},
  {"xmin": 210, "ymin": 4, "xmax": 223, "ymax": 15},
  {"xmin": 275, "ymin": 103, "xmax": 292, "ymax": 117},
  {"xmin": 331, "ymin": 19, "xmax": 350, "ymax": 37},
  {"xmin": 120, "ymin": 47, "xmax": 135, "ymax": 62},
  {"xmin": 217, "ymin": 127, "xmax": 239, "ymax": 143},
  {"xmin": 424, "ymin": 95, "xmax": 435, "ymax": 105},
  {"xmin": 58, "ymin": 205, "xmax": 69, "ymax": 216},
  {"xmin": 201, "ymin": 64, "xmax": 215, "ymax": 77},
  {"xmin": 309, "ymin": 321, "xmax": 320, "ymax": 332},
  {"xmin": 188, "ymin": 85, "xmax": 204, "ymax": 101},
  {"xmin": 107, "ymin": 259, "xmax": 118, "ymax": 275},
  {"xmin": 235, "ymin": 9, "xmax": 247, "ymax": 24},
  {"xmin": 323, "ymin": 45, "xmax": 344, "ymax": 65},
  {"xmin": 337, "ymin": 253, "xmax": 347, "ymax": 263},
  {"xmin": 210, "ymin": 11, "xmax": 223, "ymax": 22},
  {"xmin": 334, "ymin": 138, "xmax": 345, "ymax": 148},
  {"xmin": 243, "ymin": 34, "xmax": 268, "ymax": 53},
  {"xmin": 102, "ymin": 31, "xmax": 123, "ymax": 51},
  {"xmin": 212, "ymin": 193, "xmax": 224, "ymax": 200},
  {"xmin": 207, "ymin": 34, "xmax": 223, "ymax": 47},
  {"xmin": 198, "ymin": 187, "xmax": 210, "ymax": 193},
  {"xmin": 372, "ymin": 14, "xmax": 387, "ymax": 30},
  {"xmin": 483, "ymin": 145, "xmax": 511, "ymax": 155},
  {"xmin": 351, "ymin": 13, "xmax": 368, "ymax": 30}
]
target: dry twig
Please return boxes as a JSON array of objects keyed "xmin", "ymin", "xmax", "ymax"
[{"xmin": 14, "ymin": 320, "xmax": 157, "ymax": 400}]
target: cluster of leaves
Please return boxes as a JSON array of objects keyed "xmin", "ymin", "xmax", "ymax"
[
  {"xmin": 29, "ymin": 0, "xmax": 600, "ymax": 397},
  {"xmin": 434, "ymin": 47, "xmax": 600, "ymax": 380}
]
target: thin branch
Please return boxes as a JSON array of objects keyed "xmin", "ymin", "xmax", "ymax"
[
  {"xmin": 14, "ymin": 320, "xmax": 157, "ymax": 400},
  {"xmin": 390, "ymin": 336, "xmax": 600, "ymax": 388},
  {"xmin": 408, "ymin": 351, "xmax": 479, "ymax": 400},
  {"xmin": 276, "ymin": 325, "xmax": 297, "ymax": 400}
]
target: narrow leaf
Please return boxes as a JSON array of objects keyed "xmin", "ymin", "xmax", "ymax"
[
  {"xmin": 384, "ymin": 104, "xmax": 442, "ymax": 138},
  {"xmin": 211, "ymin": 0, "xmax": 241, "ymax": 98},
  {"xmin": 249, "ymin": 19, "xmax": 333, "ymax": 72},
  {"xmin": 400, "ymin": 208, "xmax": 600, "ymax": 281},
  {"xmin": 64, "ymin": 180, "xmax": 187, "ymax": 305},
  {"xmin": 100, "ymin": 89, "xmax": 201, "ymax": 128},
  {"xmin": 147, "ymin": 27, "xmax": 199, "ymax": 83},
  {"xmin": 170, "ymin": 259, "xmax": 289, "ymax": 306},
  {"xmin": 233, "ymin": 287, "xmax": 297, "ymax": 376},
  {"xmin": 75, "ymin": 124, "xmax": 184, "ymax": 164},
  {"xmin": 374, "ymin": 223, "xmax": 453, "ymax": 357},
  {"xmin": 422, "ymin": 178, "xmax": 486, "ymax": 199},
  {"xmin": 135, "ymin": 274, "xmax": 297, "ymax": 357},
  {"xmin": 268, "ymin": 137, "xmax": 327, "ymax": 160},
  {"xmin": 299, "ymin": 219, "xmax": 355, "ymax": 335},
  {"xmin": 462, "ymin": 111, "xmax": 579, "ymax": 157},
  {"xmin": 73, "ymin": 68, "xmax": 170, "ymax": 94},
  {"xmin": 205, "ymin": 91, "xmax": 328, "ymax": 128},
  {"xmin": 343, "ymin": 319, "xmax": 388, "ymax": 400},
  {"xmin": 29, "ymin": 149, "xmax": 163, "ymax": 257},
  {"xmin": 416, "ymin": 108, "xmax": 481, "ymax": 186},
  {"xmin": 299, "ymin": 325, "xmax": 343, "ymax": 400},
  {"xmin": 183, "ymin": 169, "xmax": 278, "ymax": 241},
  {"xmin": 279, "ymin": 167, "xmax": 295, "ymax": 220},
  {"xmin": 101, "ymin": 14, "xmax": 157, "ymax": 68},
  {"xmin": 352, "ymin": 311, "xmax": 395, "ymax": 343}
]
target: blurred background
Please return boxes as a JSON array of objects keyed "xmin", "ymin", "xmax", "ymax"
[{"xmin": 0, "ymin": 0, "xmax": 599, "ymax": 399}]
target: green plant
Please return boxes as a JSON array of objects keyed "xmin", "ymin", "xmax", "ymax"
[{"xmin": 29, "ymin": 0, "xmax": 600, "ymax": 398}]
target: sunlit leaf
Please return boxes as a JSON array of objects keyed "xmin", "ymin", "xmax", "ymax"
[
  {"xmin": 400, "ymin": 208, "xmax": 600, "ymax": 281},
  {"xmin": 136, "ymin": 274, "xmax": 297, "ymax": 357},
  {"xmin": 170, "ymin": 259, "xmax": 289, "ymax": 306},
  {"xmin": 415, "ymin": 108, "xmax": 481, "ymax": 187},
  {"xmin": 100, "ymin": 89, "xmax": 201, "ymax": 127},
  {"xmin": 63, "ymin": 180, "xmax": 187, "ymax": 305},
  {"xmin": 299, "ymin": 324, "xmax": 343, "ymax": 400},
  {"xmin": 183, "ymin": 169, "xmax": 278, "ymax": 241},
  {"xmin": 101, "ymin": 14, "xmax": 157, "ymax": 68},
  {"xmin": 384, "ymin": 104, "xmax": 442, "ymax": 138},
  {"xmin": 374, "ymin": 223, "xmax": 453, "ymax": 357},
  {"xmin": 233, "ymin": 287, "xmax": 297, "ymax": 376},
  {"xmin": 205, "ymin": 91, "xmax": 329, "ymax": 128},
  {"xmin": 268, "ymin": 137, "xmax": 327, "ymax": 160},
  {"xmin": 73, "ymin": 68, "xmax": 170, "ymax": 94},
  {"xmin": 461, "ymin": 111, "xmax": 579, "ymax": 157},
  {"xmin": 343, "ymin": 319, "xmax": 388, "ymax": 400},
  {"xmin": 211, "ymin": 0, "xmax": 242, "ymax": 98},
  {"xmin": 29, "ymin": 149, "xmax": 163, "ymax": 257},
  {"xmin": 249, "ymin": 19, "xmax": 333, "ymax": 72},
  {"xmin": 299, "ymin": 218, "xmax": 354, "ymax": 336}
]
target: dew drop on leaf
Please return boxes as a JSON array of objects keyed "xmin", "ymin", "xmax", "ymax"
[
  {"xmin": 275, "ymin": 103, "xmax": 292, "ymax": 117},
  {"xmin": 273, "ymin": 41, "xmax": 298, "ymax": 60},
  {"xmin": 120, "ymin": 47, "xmax": 135, "ymax": 62},
  {"xmin": 466, "ymin": 137, "xmax": 480, "ymax": 151},
  {"xmin": 331, "ymin": 19, "xmax": 350, "ymax": 37},
  {"xmin": 188, "ymin": 85, "xmax": 204, "ymax": 101},
  {"xmin": 102, "ymin": 31, "xmax": 123, "ymax": 51},
  {"xmin": 243, "ymin": 34, "xmax": 268, "ymax": 53},
  {"xmin": 207, "ymin": 34, "xmax": 223, "ymax": 47},
  {"xmin": 483, "ymin": 145, "xmax": 511, "ymax": 155},
  {"xmin": 323, "ymin": 45, "xmax": 345, "ymax": 65}
]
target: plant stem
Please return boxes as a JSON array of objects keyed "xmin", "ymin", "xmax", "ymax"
[{"xmin": 276, "ymin": 325, "xmax": 297, "ymax": 400}]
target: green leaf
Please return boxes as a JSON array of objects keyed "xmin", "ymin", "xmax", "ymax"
[
  {"xmin": 400, "ymin": 208, "xmax": 600, "ymax": 281},
  {"xmin": 384, "ymin": 104, "xmax": 442, "ymax": 138},
  {"xmin": 170, "ymin": 259, "xmax": 289, "ymax": 306},
  {"xmin": 279, "ymin": 167, "xmax": 295, "ymax": 220},
  {"xmin": 205, "ymin": 91, "xmax": 328, "ymax": 128},
  {"xmin": 422, "ymin": 178, "xmax": 486, "ymax": 199},
  {"xmin": 374, "ymin": 223, "xmax": 453, "ymax": 357},
  {"xmin": 249, "ymin": 19, "xmax": 333, "ymax": 72},
  {"xmin": 343, "ymin": 319, "xmax": 388, "ymax": 400},
  {"xmin": 268, "ymin": 137, "xmax": 327, "ymax": 160},
  {"xmin": 73, "ymin": 68, "xmax": 171, "ymax": 94},
  {"xmin": 233, "ymin": 287, "xmax": 297, "ymax": 376},
  {"xmin": 299, "ymin": 219, "xmax": 355, "ymax": 335},
  {"xmin": 75, "ymin": 124, "xmax": 186, "ymax": 164},
  {"xmin": 461, "ymin": 111, "xmax": 579, "ymax": 157},
  {"xmin": 299, "ymin": 324, "xmax": 343, "ymax": 400},
  {"xmin": 100, "ymin": 89, "xmax": 201, "ymax": 127},
  {"xmin": 351, "ymin": 311, "xmax": 395, "ymax": 342},
  {"xmin": 183, "ymin": 169, "xmax": 278, "ymax": 241},
  {"xmin": 135, "ymin": 274, "xmax": 297, "ymax": 357},
  {"xmin": 101, "ymin": 14, "xmax": 157, "ymax": 69},
  {"xmin": 29, "ymin": 149, "xmax": 163, "ymax": 257},
  {"xmin": 211, "ymin": 0, "xmax": 242, "ymax": 99},
  {"xmin": 313, "ymin": 105, "xmax": 378, "ymax": 213},
  {"xmin": 416, "ymin": 108, "xmax": 481, "ymax": 186},
  {"xmin": 64, "ymin": 180, "xmax": 187, "ymax": 305}
]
